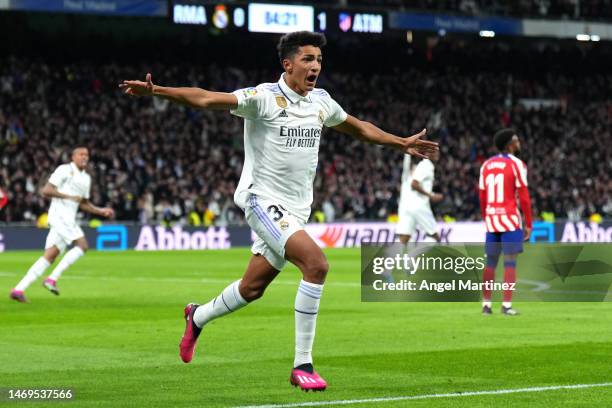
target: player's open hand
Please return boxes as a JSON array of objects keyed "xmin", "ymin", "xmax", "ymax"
[
  {"xmin": 119, "ymin": 73, "xmax": 155, "ymax": 96},
  {"xmin": 403, "ymin": 129, "xmax": 439, "ymax": 159},
  {"xmin": 100, "ymin": 207, "xmax": 115, "ymax": 219},
  {"xmin": 523, "ymin": 226, "xmax": 532, "ymax": 241}
]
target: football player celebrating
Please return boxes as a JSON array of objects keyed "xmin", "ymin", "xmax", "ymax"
[{"xmin": 121, "ymin": 31, "xmax": 438, "ymax": 391}]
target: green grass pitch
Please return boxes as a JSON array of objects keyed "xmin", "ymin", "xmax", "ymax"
[{"xmin": 1, "ymin": 248, "xmax": 611, "ymax": 407}]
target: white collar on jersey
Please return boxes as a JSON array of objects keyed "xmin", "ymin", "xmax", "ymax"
[
  {"xmin": 70, "ymin": 162, "xmax": 85, "ymax": 174},
  {"xmin": 278, "ymin": 73, "xmax": 312, "ymax": 104}
]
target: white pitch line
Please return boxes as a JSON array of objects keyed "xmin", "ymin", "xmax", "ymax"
[
  {"xmin": 0, "ymin": 272, "xmax": 16, "ymax": 277},
  {"xmin": 517, "ymin": 279, "xmax": 551, "ymax": 292},
  {"xmin": 234, "ymin": 382, "xmax": 612, "ymax": 408},
  {"xmin": 0, "ymin": 271, "xmax": 359, "ymax": 287}
]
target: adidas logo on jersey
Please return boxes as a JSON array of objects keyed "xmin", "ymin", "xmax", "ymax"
[{"xmin": 279, "ymin": 110, "xmax": 288, "ymax": 118}]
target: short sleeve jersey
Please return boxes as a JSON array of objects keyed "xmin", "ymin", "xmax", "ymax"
[
  {"xmin": 402, "ymin": 159, "xmax": 435, "ymax": 209},
  {"xmin": 47, "ymin": 162, "xmax": 91, "ymax": 225},
  {"xmin": 231, "ymin": 74, "xmax": 347, "ymax": 222},
  {"xmin": 478, "ymin": 153, "xmax": 528, "ymax": 232}
]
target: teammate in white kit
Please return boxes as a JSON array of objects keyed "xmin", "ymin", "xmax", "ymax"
[
  {"xmin": 9, "ymin": 147, "xmax": 114, "ymax": 303},
  {"xmin": 120, "ymin": 31, "xmax": 438, "ymax": 391},
  {"xmin": 397, "ymin": 150, "xmax": 443, "ymax": 244}
]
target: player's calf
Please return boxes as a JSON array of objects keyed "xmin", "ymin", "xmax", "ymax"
[{"xmin": 179, "ymin": 280, "xmax": 248, "ymax": 363}]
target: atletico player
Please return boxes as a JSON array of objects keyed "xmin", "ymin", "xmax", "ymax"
[{"xmin": 478, "ymin": 129, "xmax": 532, "ymax": 316}]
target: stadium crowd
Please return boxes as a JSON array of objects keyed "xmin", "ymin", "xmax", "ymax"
[
  {"xmin": 1, "ymin": 49, "xmax": 611, "ymax": 225},
  {"xmin": 348, "ymin": 0, "xmax": 612, "ymax": 21}
]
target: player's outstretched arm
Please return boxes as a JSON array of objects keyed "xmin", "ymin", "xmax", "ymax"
[
  {"xmin": 41, "ymin": 182, "xmax": 81, "ymax": 203},
  {"xmin": 79, "ymin": 200, "xmax": 114, "ymax": 219},
  {"xmin": 119, "ymin": 73, "xmax": 238, "ymax": 110},
  {"xmin": 332, "ymin": 115, "xmax": 438, "ymax": 159}
]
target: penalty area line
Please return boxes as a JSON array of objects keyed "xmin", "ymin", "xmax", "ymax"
[{"xmin": 233, "ymin": 382, "xmax": 612, "ymax": 408}]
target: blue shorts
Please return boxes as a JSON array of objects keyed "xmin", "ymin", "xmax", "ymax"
[{"xmin": 485, "ymin": 230, "xmax": 523, "ymax": 256}]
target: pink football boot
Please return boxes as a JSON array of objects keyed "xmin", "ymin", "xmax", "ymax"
[
  {"xmin": 9, "ymin": 289, "xmax": 28, "ymax": 303},
  {"xmin": 179, "ymin": 303, "xmax": 201, "ymax": 363},
  {"xmin": 290, "ymin": 367, "xmax": 327, "ymax": 392},
  {"xmin": 43, "ymin": 278, "xmax": 60, "ymax": 295}
]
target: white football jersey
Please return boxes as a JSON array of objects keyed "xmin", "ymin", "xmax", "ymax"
[
  {"xmin": 231, "ymin": 74, "xmax": 347, "ymax": 222},
  {"xmin": 47, "ymin": 162, "xmax": 91, "ymax": 225},
  {"xmin": 401, "ymin": 158, "xmax": 435, "ymax": 209}
]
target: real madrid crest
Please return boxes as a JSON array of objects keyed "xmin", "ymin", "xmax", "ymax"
[
  {"xmin": 318, "ymin": 110, "xmax": 325, "ymax": 125},
  {"xmin": 280, "ymin": 220, "xmax": 290, "ymax": 230},
  {"xmin": 276, "ymin": 96, "xmax": 288, "ymax": 109}
]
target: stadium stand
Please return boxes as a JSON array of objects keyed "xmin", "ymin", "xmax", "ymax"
[
  {"xmin": 1, "ymin": 42, "xmax": 611, "ymax": 225},
  {"xmin": 347, "ymin": 0, "xmax": 612, "ymax": 21}
]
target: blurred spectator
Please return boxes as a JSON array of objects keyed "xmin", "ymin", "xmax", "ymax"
[{"xmin": 0, "ymin": 52, "xmax": 610, "ymax": 225}]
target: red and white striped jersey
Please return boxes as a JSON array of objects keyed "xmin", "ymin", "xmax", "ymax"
[{"xmin": 478, "ymin": 154, "xmax": 529, "ymax": 233}]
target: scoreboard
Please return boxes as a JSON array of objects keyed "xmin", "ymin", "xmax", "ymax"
[
  {"xmin": 170, "ymin": 1, "xmax": 385, "ymax": 34},
  {"xmin": 248, "ymin": 3, "xmax": 314, "ymax": 33}
]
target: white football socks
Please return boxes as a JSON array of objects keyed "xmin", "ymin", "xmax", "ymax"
[
  {"xmin": 294, "ymin": 280, "xmax": 324, "ymax": 368},
  {"xmin": 49, "ymin": 247, "xmax": 84, "ymax": 281},
  {"xmin": 193, "ymin": 280, "xmax": 247, "ymax": 328},
  {"xmin": 15, "ymin": 257, "xmax": 51, "ymax": 291}
]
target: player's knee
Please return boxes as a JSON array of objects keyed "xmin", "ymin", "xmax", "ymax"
[
  {"xmin": 44, "ymin": 247, "xmax": 60, "ymax": 263},
  {"xmin": 302, "ymin": 258, "xmax": 329, "ymax": 283},
  {"xmin": 75, "ymin": 239, "xmax": 88, "ymax": 252},
  {"xmin": 239, "ymin": 280, "xmax": 267, "ymax": 302}
]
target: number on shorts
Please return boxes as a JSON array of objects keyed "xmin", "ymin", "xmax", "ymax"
[{"xmin": 267, "ymin": 205, "xmax": 284, "ymax": 221}]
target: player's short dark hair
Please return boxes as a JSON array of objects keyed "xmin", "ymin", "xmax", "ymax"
[
  {"xmin": 72, "ymin": 146, "xmax": 89, "ymax": 155},
  {"xmin": 277, "ymin": 31, "xmax": 327, "ymax": 64},
  {"xmin": 493, "ymin": 128, "xmax": 516, "ymax": 152}
]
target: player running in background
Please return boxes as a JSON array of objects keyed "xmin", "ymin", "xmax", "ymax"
[
  {"xmin": 9, "ymin": 147, "xmax": 114, "ymax": 303},
  {"xmin": 120, "ymin": 31, "xmax": 438, "ymax": 391},
  {"xmin": 479, "ymin": 129, "xmax": 532, "ymax": 316},
  {"xmin": 397, "ymin": 151, "xmax": 443, "ymax": 245}
]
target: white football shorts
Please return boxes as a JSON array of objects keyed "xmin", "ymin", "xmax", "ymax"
[
  {"xmin": 245, "ymin": 194, "xmax": 304, "ymax": 270},
  {"xmin": 45, "ymin": 220, "xmax": 85, "ymax": 251},
  {"xmin": 397, "ymin": 205, "xmax": 437, "ymax": 237}
]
